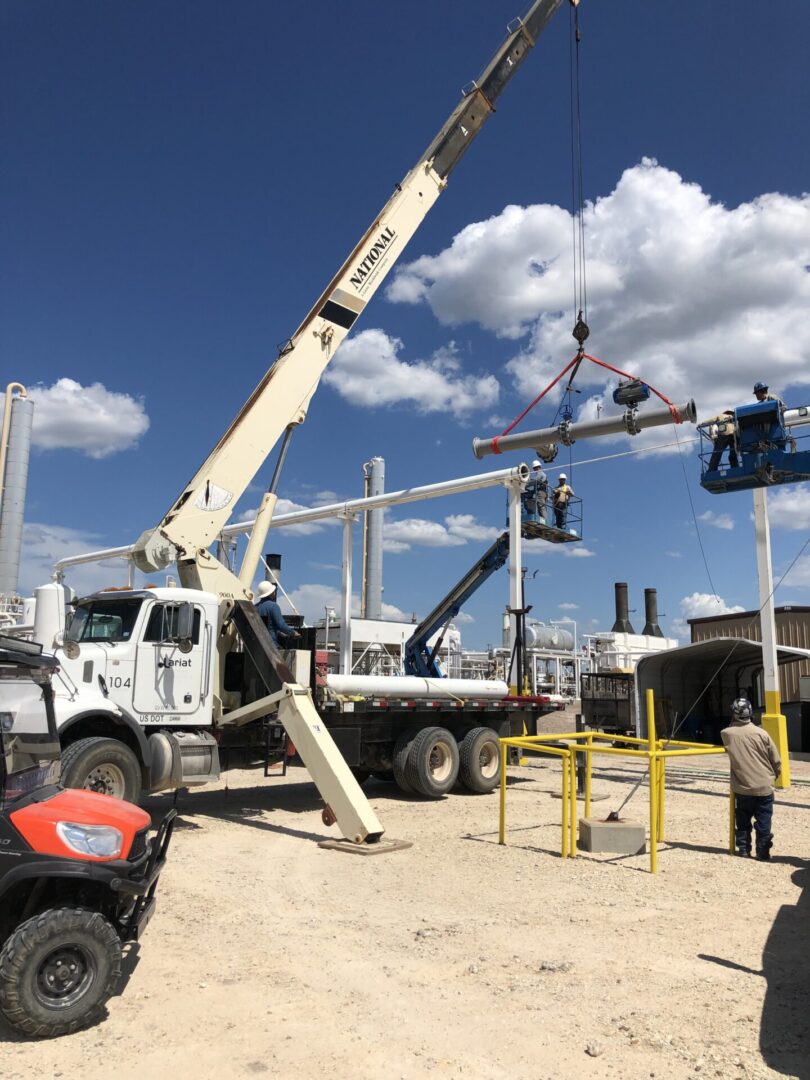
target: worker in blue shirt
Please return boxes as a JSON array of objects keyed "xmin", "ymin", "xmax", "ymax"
[{"xmin": 255, "ymin": 580, "xmax": 299, "ymax": 645}]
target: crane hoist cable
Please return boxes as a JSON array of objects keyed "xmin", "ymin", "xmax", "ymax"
[{"xmin": 569, "ymin": 0, "xmax": 589, "ymax": 364}]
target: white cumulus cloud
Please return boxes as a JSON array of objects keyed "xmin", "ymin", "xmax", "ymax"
[
  {"xmin": 383, "ymin": 517, "xmax": 468, "ymax": 551},
  {"xmin": 283, "ymin": 582, "xmax": 411, "ymax": 624},
  {"xmin": 559, "ymin": 602, "xmax": 579, "ymax": 610},
  {"xmin": 323, "ymin": 329, "xmax": 499, "ymax": 418},
  {"xmin": 767, "ymin": 484, "xmax": 810, "ymax": 531},
  {"xmin": 29, "ymin": 378, "xmax": 149, "ymax": 458},
  {"xmin": 671, "ymin": 591, "xmax": 747, "ymax": 640},
  {"xmin": 387, "ymin": 160, "xmax": 810, "ymax": 433},
  {"xmin": 19, "ymin": 522, "xmax": 131, "ymax": 596},
  {"xmin": 698, "ymin": 510, "xmax": 735, "ymax": 531}
]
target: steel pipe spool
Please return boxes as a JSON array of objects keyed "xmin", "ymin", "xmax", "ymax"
[{"xmin": 472, "ymin": 399, "xmax": 697, "ymax": 460}]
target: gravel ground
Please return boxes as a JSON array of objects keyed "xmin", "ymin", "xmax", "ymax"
[{"xmin": 2, "ymin": 750, "xmax": 808, "ymax": 1080}]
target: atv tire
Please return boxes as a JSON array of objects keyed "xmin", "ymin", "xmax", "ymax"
[{"xmin": 0, "ymin": 908, "xmax": 122, "ymax": 1038}]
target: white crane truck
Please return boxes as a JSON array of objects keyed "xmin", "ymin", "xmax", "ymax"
[{"xmin": 27, "ymin": 0, "xmax": 571, "ymax": 844}]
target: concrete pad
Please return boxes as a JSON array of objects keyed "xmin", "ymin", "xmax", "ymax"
[
  {"xmin": 318, "ymin": 837, "xmax": 413, "ymax": 856},
  {"xmin": 579, "ymin": 817, "xmax": 646, "ymax": 855}
]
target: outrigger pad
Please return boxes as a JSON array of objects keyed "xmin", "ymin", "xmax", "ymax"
[{"xmin": 318, "ymin": 837, "xmax": 413, "ymax": 856}]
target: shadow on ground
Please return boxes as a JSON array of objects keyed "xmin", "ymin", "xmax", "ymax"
[{"xmin": 697, "ymin": 864, "xmax": 810, "ymax": 1079}]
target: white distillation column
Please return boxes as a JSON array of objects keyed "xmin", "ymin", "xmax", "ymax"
[{"xmin": 0, "ymin": 385, "xmax": 34, "ymax": 597}]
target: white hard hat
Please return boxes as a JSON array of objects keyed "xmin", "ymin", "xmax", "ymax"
[
  {"xmin": 532, "ymin": 459, "xmax": 542, "ymax": 469},
  {"xmin": 256, "ymin": 580, "xmax": 274, "ymax": 599},
  {"xmin": 558, "ymin": 473, "xmax": 567, "ymax": 480}
]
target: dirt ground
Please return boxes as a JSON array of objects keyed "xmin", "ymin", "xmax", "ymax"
[{"xmin": 3, "ymin": 744, "xmax": 809, "ymax": 1080}]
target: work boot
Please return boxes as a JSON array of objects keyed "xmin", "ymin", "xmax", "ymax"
[
  {"xmin": 756, "ymin": 849, "xmax": 771, "ymax": 862},
  {"xmin": 735, "ymin": 848, "xmax": 750, "ymax": 858}
]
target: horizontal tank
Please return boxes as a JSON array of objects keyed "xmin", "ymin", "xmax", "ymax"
[{"xmin": 526, "ymin": 624, "xmax": 574, "ymax": 651}]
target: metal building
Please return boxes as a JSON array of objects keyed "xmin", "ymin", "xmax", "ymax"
[{"xmin": 688, "ymin": 605, "xmax": 810, "ymax": 707}]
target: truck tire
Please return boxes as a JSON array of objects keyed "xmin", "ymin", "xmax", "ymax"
[
  {"xmin": 350, "ymin": 766, "xmax": 371, "ymax": 787},
  {"xmin": 61, "ymin": 737, "xmax": 142, "ymax": 803},
  {"xmin": 392, "ymin": 731, "xmax": 416, "ymax": 794},
  {"xmin": 0, "ymin": 908, "xmax": 122, "ymax": 1038},
  {"xmin": 405, "ymin": 726, "xmax": 459, "ymax": 798},
  {"xmin": 459, "ymin": 727, "xmax": 501, "ymax": 793}
]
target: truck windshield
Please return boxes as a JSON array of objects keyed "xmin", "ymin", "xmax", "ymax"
[{"xmin": 67, "ymin": 598, "xmax": 143, "ymax": 643}]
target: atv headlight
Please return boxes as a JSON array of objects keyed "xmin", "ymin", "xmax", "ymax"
[{"xmin": 56, "ymin": 822, "xmax": 123, "ymax": 858}]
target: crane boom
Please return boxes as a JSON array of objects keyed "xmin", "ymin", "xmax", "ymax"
[
  {"xmin": 125, "ymin": 1, "xmax": 570, "ymax": 846},
  {"xmin": 132, "ymin": 0, "xmax": 566, "ymax": 590}
]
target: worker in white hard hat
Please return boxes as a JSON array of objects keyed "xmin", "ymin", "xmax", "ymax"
[
  {"xmin": 255, "ymin": 579, "xmax": 299, "ymax": 646},
  {"xmin": 552, "ymin": 472, "xmax": 574, "ymax": 530},
  {"xmin": 523, "ymin": 459, "xmax": 548, "ymax": 523}
]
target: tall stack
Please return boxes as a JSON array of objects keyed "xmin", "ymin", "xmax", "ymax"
[
  {"xmin": 0, "ymin": 387, "xmax": 34, "ymax": 597},
  {"xmin": 362, "ymin": 457, "xmax": 385, "ymax": 620}
]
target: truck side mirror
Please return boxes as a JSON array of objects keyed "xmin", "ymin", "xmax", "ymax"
[{"xmin": 175, "ymin": 603, "xmax": 194, "ymax": 654}]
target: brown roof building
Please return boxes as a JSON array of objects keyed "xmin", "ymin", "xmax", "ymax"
[{"xmin": 688, "ymin": 606, "xmax": 810, "ymax": 703}]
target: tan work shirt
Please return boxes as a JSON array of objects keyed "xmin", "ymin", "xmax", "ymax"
[{"xmin": 721, "ymin": 720, "xmax": 782, "ymax": 796}]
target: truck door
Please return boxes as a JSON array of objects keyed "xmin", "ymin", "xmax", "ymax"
[{"xmin": 133, "ymin": 602, "xmax": 206, "ymax": 718}]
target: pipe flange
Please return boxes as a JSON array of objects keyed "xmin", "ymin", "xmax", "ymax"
[
  {"xmin": 623, "ymin": 407, "xmax": 642, "ymax": 436},
  {"xmin": 558, "ymin": 420, "xmax": 575, "ymax": 447}
]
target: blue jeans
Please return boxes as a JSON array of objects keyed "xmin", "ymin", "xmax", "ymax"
[{"xmin": 734, "ymin": 793, "xmax": 774, "ymax": 856}]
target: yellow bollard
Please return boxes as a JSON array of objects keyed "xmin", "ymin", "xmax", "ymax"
[
  {"xmin": 561, "ymin": 756, "xmax": 569, "ymax": 858},
  {"xmin": 569, "ymin": 751, "xmax": 578, "ymax": 857},
  {"xmin": 728, "ymin": 790, "xmax": 736, "ymax": 854},
  {"xmin": 647, "ymin": 689, "xmax": 658, "ymax": 873},
  {"xmin": 499, "ymin": 742, "xmax": 507, "ymax": 845},
  {"xmin": 584, "ymin": 733, "xmax": 593, "ymax": 819}
]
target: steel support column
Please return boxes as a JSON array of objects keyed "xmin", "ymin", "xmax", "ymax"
[{"xmin": 340, "ymin": 513, "xmax": 355, "ymax": 675}]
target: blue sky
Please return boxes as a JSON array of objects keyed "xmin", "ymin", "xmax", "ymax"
[{"xmin": 3, "ymin": 0, "xmax": 810, "ymax": 646}]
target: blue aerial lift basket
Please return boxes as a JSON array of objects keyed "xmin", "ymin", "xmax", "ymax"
[{"xmin": 700, "ymin": 400, "xmax": 810, "ymax": 494}]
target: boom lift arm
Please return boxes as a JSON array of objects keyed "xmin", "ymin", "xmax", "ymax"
[
  {"xmin": 404, "ymin": 533, "xmax": 511, "ymax": 678},
  {"xmin": 127, "ymin": 0, "xmax": 570, "ymax": 844}
]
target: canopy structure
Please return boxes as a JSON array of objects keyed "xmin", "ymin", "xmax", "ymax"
[{"xmin": 635, "ymin": 638, "xmax": 810, "ymax": 745}]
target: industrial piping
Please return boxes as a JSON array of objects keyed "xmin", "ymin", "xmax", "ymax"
[
  {"xmin": 472, "ymin": 400, "xmax": 697, "ymax": 460},
  {"xmin": 52, "ymin": 464, "xmax": 530, "ymax": 577}
]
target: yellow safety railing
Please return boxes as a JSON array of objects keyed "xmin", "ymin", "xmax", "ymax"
[
  {"xmin": 498, "ymin": 738, "xmax": 577, "ymax": 857},
  {"xmin": 499, "ymin": 690, "xmax": 729, "ymax": 873}
]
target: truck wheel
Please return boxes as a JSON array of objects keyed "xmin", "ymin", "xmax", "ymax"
[
  {"xmin": 350, "ymin": 767, "xmax": 371, "ymax": 787},
  {"xmin": 392, "ymin": 731, "xmax": 415, "ymax": 794},
  {"xmin": 61, "ymin": 737, "xmax": 142, "ymax": 802},
  {"xmin": 405, "ymin": 727, "xmax": 459, "ymax": 798},
  {"xmin": 371, "ymin": 770, "xmax": 395, "ymax": 783},
  {"xmin": 0, "ymin": 908, "xmax": 122, "ymax": 1038},
  {"xmin": 459, "ymin": 727, "xmax": 501, "ymax": 793}
]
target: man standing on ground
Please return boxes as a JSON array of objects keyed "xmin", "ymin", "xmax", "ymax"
[{"xmin": 721, "ymin": 697, "xmax": 782, "ymax": 860}]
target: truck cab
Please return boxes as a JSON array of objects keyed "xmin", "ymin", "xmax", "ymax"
[{"xmin": 31, "ymin": 585, "xmax": 221, "ymax": 801}]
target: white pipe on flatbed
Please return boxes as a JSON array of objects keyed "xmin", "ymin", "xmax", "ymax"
[
  {"xmin": 52, "ymin": 464, "xmax": 529, "ymax": 575},
  {"xmin": 325, "ymin": 674, "xmax": 508, "ymax": 700}
]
